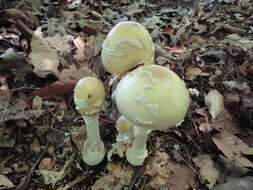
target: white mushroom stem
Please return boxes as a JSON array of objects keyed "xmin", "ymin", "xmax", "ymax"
[
  {"xmin": 126, "ymin": 126, "xmax": 151, "ymax": 166},
  {"xmin": 82, "ymin": 114, "xmax": 105, "ymax": 166}
]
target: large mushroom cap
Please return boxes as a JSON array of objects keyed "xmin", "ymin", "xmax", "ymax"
[
  {"xmin": 115, "ymin": 65, "xmax": 190, "ymax": 130},
  {"xmin": 101, "ymin": 21, "xmax": 155, "ymax": 75},
  {"xmin": 74, "ymin": 77, "xmax": 105, "ymax": 115}
]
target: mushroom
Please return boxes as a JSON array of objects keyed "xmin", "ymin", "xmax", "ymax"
[
  {"xmin": 114, "ymin": 65, "xmax": 190, "ymax": 166},
  {"xmin": 74, "ymin": 77, "xmax": 106, "ymax": 166},
  {"xmin": 101, "ymin": 21, "xmax": 155, "ymax": 75},
  {"xmin": 107, "ymin": 115, "xmax": 135, "ymax": 160}
]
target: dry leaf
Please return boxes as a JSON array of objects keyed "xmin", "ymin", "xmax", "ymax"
[
  {"xmin": 73, "ymin": 36, "xmax": 93, "ymax": 66},
  {"xmin": 146, "ymin": 151, "xmax": 196, "ymax": 189},
  {"xmin": 0, "ymin": 174, "xmax": 14, "ymax": 189},
  {"xmin": 29, "ymin": 32, "xmax": 60, "ymax": 78},
  {"xmin": 205, "ymin": 89, "xmax": 225, "ymax": 119},
  {"xmin": 39, "ymin": 158, "xmax": 53, "ymax": 170},
  {"xmin": 36, "ymin": 157, "xmax": 73, "ymax": 187},
  {"xmin": 212, "ymin": 132, "xmax": 253, "ymax": 168},
  {"xmin": 31, "ymin": 80, "xmax": 77, "ymax": 99},
  {"xmin": 31, "ymin": 138, "xmax": 41, "ymax": 153},
  {"xmin": 193, "ymin": 154, "xmax": 219, "ymax": 189},
  {"xmin": 32, "ymin": 95, "xmax": 43, "ymax": 110},
  {"xmin": 0, "ymin": 77, "xmax": 11, "ymax": 109},
  {"xmin": 91, "ymin": 162, "xmax": 133, "ymax": 190},
  {"xmin": 186, "ymin": 66, "xmax": 209, "ymax": 80},
  {"xmin": 213, "ymin": 176, "xmax": 253, "ymax": 190},
  {"xmin": 32, "ymin": 66, "xmax": 95, "ymax": 99}
]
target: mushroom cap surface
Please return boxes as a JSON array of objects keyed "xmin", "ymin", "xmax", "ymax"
[
  {"xmin": 74, "ymin": 77, "xmax": 105, "ymax": 115},
  {"xmin": 101, "ymin": 21, "xmax": 154, "ymax": 75},
  {"xmin": 115, "ymin": 65, "xmax": 190, "ymax": 130}
]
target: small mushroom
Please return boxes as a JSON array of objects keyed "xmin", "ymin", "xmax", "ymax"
[
  {"xmin": 74, "ymin": 77, "xmax": 106, "ymax": 166},
  {"xmin": 101, "ymin": 21, "xmax": 155, "ymax": 75},
  {"xmin": 115, "ymin": 65, "xmax": 190, "ymax": 166},
  {"xmin": 107, "ymin": 115, "xmax": 135, "ymax": 160}
]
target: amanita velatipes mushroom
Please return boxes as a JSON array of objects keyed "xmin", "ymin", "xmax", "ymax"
[
  {"xmin": 74, "ymin": 77, "xmax": 106, "ymax": 166},
  {"xmin": 115, "ymin": 65, "xmax": 190, "ymax": 166}
]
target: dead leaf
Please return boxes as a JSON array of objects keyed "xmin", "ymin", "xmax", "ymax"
[
  {"xmin": 32, "ymin": 95, "xmax": 43, "ymax": 110},
  {"xmin": 186, "ymin": 66, "xmax": 209, "ymax": 80},
  {"xmin": 0, "ymin": 174, "xmax": 14, "ymax": 190},
  {"xmin": 39, "ymin": 158, "xmax": 53, "ymax": 170},
  {"xmin": 91, "ymin": 162, "xmax": 133, "ymax": 190},
  {"xmin": 205, "ymin": 89, "xmax": 225, "ymax": 119},
  {"xmin": 0, "ymin": 126, "xmax": 15, "ymax": 148},
  {"xmin": 0, "ymin": 77, "xmax": 11, "ymax": 109},
  {"xmin": 29, "ymin": 31, "xmax": 60, "ymax": 78},
  {"xmin": 36, "ymin": 156, "xmax": 73, "ymax": 187},
  {"xmin": 73, "ymin": 36, "xmax": 93, "ymax": 66},
  {"xmin": 31, "ymin": 138, "xmax": 41, "ymax": 153},
  {"xmin": 213, "ymin": 176, "xmax": 253, "ymax": 190},
  {"xmin": 193, "ymin": 154, "xmax": 219, "ymax": 189},
  {"xmin": 212, "ymin": 132, "xmax": 253, "ymax": 168},
  {"xmin": 32, "ymin": 66, "xmax": 95, "ymax": 99},
  {"xmin": 146, "ymin": 152, "xmax": 196, "ymax": 189},
  {"xmin": 31, "ymin": 80, "xmax": 77, "ymax": 99}
]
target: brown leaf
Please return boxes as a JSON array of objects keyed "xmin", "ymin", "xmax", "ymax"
[
  {"xmin": 29, "ymin": 31, "xmax": 60, "ymax": 78},
  {"xmin": 146, "ymin": 151, "xmax": 196, "ymax": 189},
  {"xmin": 193, "ymin": 154, "xmax": 219, "ymax": 189},
  {"xmin": 0, "ymin": 76, "xmax": 11, "ymax": 109},
  {"xmin": 0, "ymin": 174, "xmax": 14, "ymax": 190},
  {"xmin": 91, "ymin": 162, "xmax": 133, "ymax": 190},
  {"xmin": 73, "ymin": 35, "xmax": 93, "ymax": 66},
  {"xmin": 212, "ymin": 132, "xmax": 253, "ymax": 168},
  {"xmin": 39, "ymin": 158, "xmax": 53, "ymax": 170},
  {"xmin": 31, "ymin": 80, "xmax": 77, "ymax": 99}
]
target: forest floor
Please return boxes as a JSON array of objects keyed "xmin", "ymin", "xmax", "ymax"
[{"xmin": 0, "ymin": 0, "xmax": 253, "ymax": 189}]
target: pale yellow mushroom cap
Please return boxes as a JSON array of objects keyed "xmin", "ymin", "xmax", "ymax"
[
  {"xmin": 101, "ymin": 21, "xmax": 155, "ymax": 75},
  {"xmin": 115, "ymin": 65, "xmax": 190, "ymax": 130},
  {"xmin": 74, "ymin": 77, "xmax": 105, "ymax": 115}
]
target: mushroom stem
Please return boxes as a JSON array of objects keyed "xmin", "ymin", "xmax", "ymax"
[
  {"xmin": 126, "ymin": 126, "xmax": 151, "ymax": 166},
  {"xmin": 82, "ymin": 113, "xmax": 105, "ymax": 166},
  {"xmin": 83, "ymin": 114, "xmax": 100, "ymax": 142}
]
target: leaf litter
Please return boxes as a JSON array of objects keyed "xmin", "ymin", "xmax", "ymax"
[{"xmin": 0, "ymin": 0, "xmax": 253, "ymax": 189}]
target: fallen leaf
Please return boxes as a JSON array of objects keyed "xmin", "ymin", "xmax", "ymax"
[
  {"xmin": 32, "ymin": 66, "xmax": 95, "ymax": 99},
  {"xmin": 186, "ymin": 66, "xmax": 209, "ymax": 80},
  {"xmin": 193, "ymin": 154, "xmax": 219, "ymax": 189},
  {"xmin": 146, "ymin": 151, "xmax": 196, "ymax": 189},
  {"xmin": 39, "ymin": 157, "xmax": 53, "ymax": 170},
  {"xmin": 32, "ymin": 95, "xmax": 43, "ymax": 110},
  {"xmin": 29, "ymin": 31, "xmax": 60, "ymax": 78},
  {"xmin": 213, "ymin": 176, "xmax": 253, "ymax": 190},
  {"xmin": 91, "ymin": 162, "xmax": 133, "ymax": 190},
  {"xmin": 31, "ymin": 80, "xmax": 77, "ymax": 99},
  {"xmin": 36, "ymin": 156, "xmax": 73, "ymax": 187},
  {"xmin": 0, "ymin": 126, "xmax": 15, "ymax": 148},
  {"xmin": 31, "ymin": 138, "xmax": 41, "ymax": 153},
  {"xmin": 0, "ymin": 174, "xmax": 14, "ymax": 190},
  {"xmin": 212, "ymin": 132, "xmax": 253, "ymax": 168},
  {"xmin": 205, "ymin": 89, "xmax": 225, "ymax": 119},
  {"xmin": 73, "ymin": 35, "xmax": 93, "ymax": 66},
  {"xmin": 0, "ymin": 77, "xmax": 11, "ymax": 109}
]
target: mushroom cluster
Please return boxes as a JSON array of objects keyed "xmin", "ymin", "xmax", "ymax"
[{"xmin": 74, "ymin": 21, "xmax": 190, "ymax": 166}]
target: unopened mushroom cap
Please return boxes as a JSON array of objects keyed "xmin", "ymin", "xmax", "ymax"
[
  {"xmin": 115, "ymin": 65, "xmax": 190, "ymax": 130},
  {"xmin": 74, "ymin": 77, "xmax": 105, "ymax": 115},
  {"xmin": 101, "ymin": 21, "xmax": 155, "ymax": 75}
]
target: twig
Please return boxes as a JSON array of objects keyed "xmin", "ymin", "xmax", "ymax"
[{"xmin": 15, "ymin": 143, "xmax": 49, "ymax": 190}]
